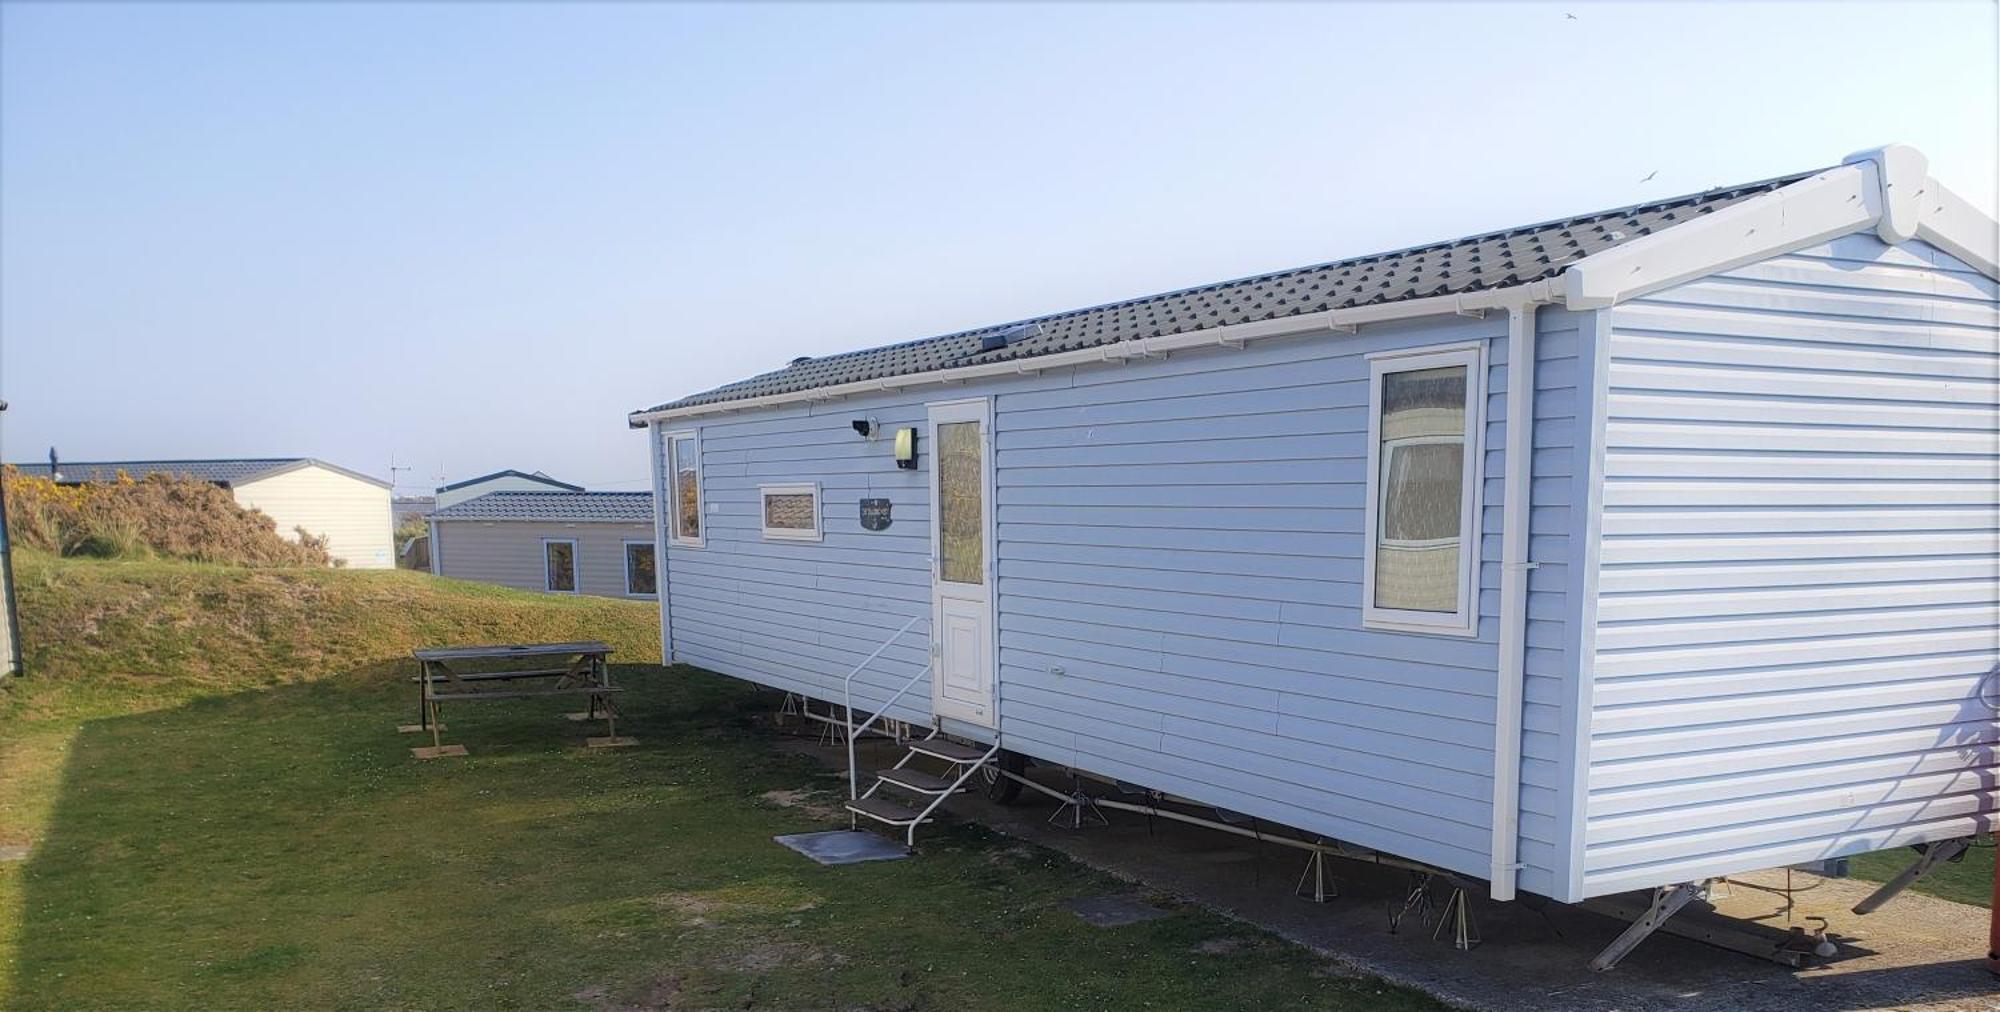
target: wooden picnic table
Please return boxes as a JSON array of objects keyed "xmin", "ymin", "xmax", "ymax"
[{"xmin": 405, "ymin": 641, "xmax": 631, "ymax": 759}]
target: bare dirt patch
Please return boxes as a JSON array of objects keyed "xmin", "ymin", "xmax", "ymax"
[
  {"xmin": 654, "ymin": 883, "xmax": 823, "ymax": 928},
  {"xmin": 572, "ymin": 973, "xmax": 688, "ymax": 1011},
  {"xmin": 758, "ymin": 788, "xmax": 845, "ymax": 821},
  {"xmin": 1194, "ymin": 936, "xmax": 1260, "ymax": 955}
]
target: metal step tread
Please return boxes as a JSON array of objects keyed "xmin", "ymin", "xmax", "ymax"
[
  {"xmin": 876, "ymin": 768, "xmax": 957, "ymax": 795},
  {"xmin": 908, "ymin": 739, "xmax": 989, "ymax": 763},
  {"xmin": 845, "ymin": 796, "xmax": 928, "ymax": 826}
]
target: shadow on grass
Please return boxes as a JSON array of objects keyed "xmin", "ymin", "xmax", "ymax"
[{"xmin": 5, "ymin": 663, "xmax": 1433, "ymax": 1011}]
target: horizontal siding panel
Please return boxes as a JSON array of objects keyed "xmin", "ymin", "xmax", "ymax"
[
  {"xmin": 1606, "ymin": 391, "xmax": 2000, "ymax": 430},
  {"xmin": 1588, "ymin": 744, "xmax": 1998, "ymax": 818},
  {"xmin": 1593, "ymin": 719, "xmax": 2000, "ymax": 791},
  {"xmin": 1582, "ymin": 235, "xmax": 2000, "ymax": 899}
]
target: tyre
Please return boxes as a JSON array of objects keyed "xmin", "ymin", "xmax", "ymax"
[{"xmin": 981, "ymin": 749, "xmax": 1027, "ymax": 805}]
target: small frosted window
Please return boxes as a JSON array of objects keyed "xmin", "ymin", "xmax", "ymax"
[{"xmin": 760, "ymin": 484, "xmax": 822, "ymax": 541}]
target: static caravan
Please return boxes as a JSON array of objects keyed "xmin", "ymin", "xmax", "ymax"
[
  {"xmin": 428, "ymin": 491, "xmax": 657, "ymax": 599},
  {"xmin": 16, "ymin": 456, "xmax": 395, "ymax": 569},
  {"xmin": 629, "ymin": 146, "xmax": 1998, "ymax": 926}
]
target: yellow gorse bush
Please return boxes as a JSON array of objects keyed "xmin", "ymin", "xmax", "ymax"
[{"xmin": 3, "ymin": 465, "xmax": 333, "ymax": 567}]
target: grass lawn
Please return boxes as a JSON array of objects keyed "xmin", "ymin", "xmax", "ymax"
[
  {"xmin": 0, "ymin": 554, "xmax": 1437, "ymax": 1010},
  {"xmin": 1, "ymin": 553, "xmax": 1988, "ymax": 1009}
]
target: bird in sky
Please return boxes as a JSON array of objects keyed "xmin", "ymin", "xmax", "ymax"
[
  {"xmin": 1640, "ymin": 170, "xmax": 1659, "ymax": 182},
  {"xmin": 1565, "ymin": 12, "xmax": 1579, "ymax": 19}
]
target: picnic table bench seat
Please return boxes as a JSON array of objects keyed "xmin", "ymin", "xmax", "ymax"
[{"xmin": 427, "ymin": 685, "xmax": 626, "ymax": 702}]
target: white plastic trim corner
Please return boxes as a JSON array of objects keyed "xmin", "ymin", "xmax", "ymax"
[{"xmin": 1848, "ymin": 144, "xmax": 1928, "ymax": 244}]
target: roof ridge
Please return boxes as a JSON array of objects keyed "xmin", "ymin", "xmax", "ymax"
[{"xmin": 715, "ymin": 168, "xmax": 1824, "ymax": 381}]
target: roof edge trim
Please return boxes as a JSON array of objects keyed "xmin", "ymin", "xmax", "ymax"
[
  {"xmin": 435, "ymin": 469, "xmax": 585, "ymax": 494},
  {"xmin": 1562, "ymin": 161, "xmax": 1880, "ymax": 309},
  {"xmin": 1563, "ymin": 144, "xmax": 1996, "ymax": 308},
  {"xmin": 239, "ymin": 458, "xmax": 394, "ymax": 490},
  {"xmin": 1912, "ymin": 176, "xmax": 2000, "ymax": 279},
  {"xmin": 628, "ymin": 280, "xmax": 1563, "ymax": 426}
]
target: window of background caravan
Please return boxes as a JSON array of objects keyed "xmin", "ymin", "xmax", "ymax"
[
  {"xmin": 1361, "ymin": 343, "xmax": 1484, "ymax": 636},
  {"xmin": 624, "ymin": 541, "xmax": 656, "ymax": 596},
  {"xmin": 543, "ymin": 538, "xmax": 579, "ymax": 594},
  {"xmin": 665, "ymin": 430, "xmax": 702, "ymax": 547}
]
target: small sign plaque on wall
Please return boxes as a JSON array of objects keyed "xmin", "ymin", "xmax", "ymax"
[{"xmin": 859, "ymin": 498, "xmax": 893, "ymax": 531}]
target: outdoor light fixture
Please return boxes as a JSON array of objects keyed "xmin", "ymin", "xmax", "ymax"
[{"xmin": 894, "ymin": 427, "xmax": 917, "ymax": 469}]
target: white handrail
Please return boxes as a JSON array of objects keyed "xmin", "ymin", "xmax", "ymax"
[{"xmin": 841, "ymin": 615, "xmax": 926, "ymax": 801}]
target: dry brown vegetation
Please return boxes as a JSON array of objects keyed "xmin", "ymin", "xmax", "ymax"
[{"xmin": 2, "ymin": 466, "xmax": 332, "ymax": 567}]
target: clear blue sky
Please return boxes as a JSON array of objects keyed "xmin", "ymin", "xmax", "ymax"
[{"xmin": 3, "ymin": 1, "xmax": 1993, "ymax": 494}]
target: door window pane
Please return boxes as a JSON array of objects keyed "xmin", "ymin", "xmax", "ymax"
[
  {"xmin": 545, "ymin": 541, "xmax": 577, "ymax": 593},
  {"xmin": 625, "ymin": 543, "xmax": 656, "ymax": 595},
  {"xmin": 937, "ymin": 420, "xmax": 984, "ymax": 585},
  {"xmin": 1374, "ymin": 365, "xmax": 1467, "ymax": 613}
]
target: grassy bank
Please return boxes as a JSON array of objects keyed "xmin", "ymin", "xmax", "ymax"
[{"xmin": 0, "ymin": 553, "xmax": 1435, "ymax": 1010}]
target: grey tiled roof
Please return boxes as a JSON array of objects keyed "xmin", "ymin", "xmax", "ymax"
[
  {"xmin": 11, "ymin": 457, "xmax": 391, "ymax": 489},
  {"xmin": 641, "ymin": 171, "xmax": 1815, "ymax": 415},
  {"xmin": 430, "ymin": 491, "xmax": 653, "ymax": 523}
]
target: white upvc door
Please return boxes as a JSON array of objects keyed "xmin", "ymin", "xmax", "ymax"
[{"xmin": 927, "ymin": 397, "xmax": 997, "ymax": 728}]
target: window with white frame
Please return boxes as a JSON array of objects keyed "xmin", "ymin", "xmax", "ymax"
[
  {"xmin": 759, "ymin": 482, "xmax": 822, "ymax": 541},
  {"xmin": 624, "ymin": 541, "xmax": 657, "ymax": 596},
  {"xmin": 1362, "ymin": 344, "xmax": 1484, "ymax": 635},
  {"xmin": 665, "ymin": 429, "xmax": 702, "ymax": 546},
  {"xmin": 543, "ymin": 538, "xmax": 579, "ymax": 594}
]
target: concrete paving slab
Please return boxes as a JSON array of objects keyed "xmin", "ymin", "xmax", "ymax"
[
  {"xmin": 787, "ymin": 734, "xmax": 1999, "ymax": 1011},
  {"xmin": 774, "ymin": 829, "xmax": 909, "ymax": 866}
]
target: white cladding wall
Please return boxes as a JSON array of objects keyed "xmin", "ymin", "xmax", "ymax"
[
  {"xmin": 659, "ymin": 312, "xmax": 1576, "ymax": 888},
  {"xmin": 231, "ymin": 465, "xmax": 393, "ymax": 569},
  {"xmin": 433, "ymin": 520, "xmax": 655, "ymax": 598},
  {"xmin": 1580, "ymin": 235, "xmax": 2000, "ymax": 897}
]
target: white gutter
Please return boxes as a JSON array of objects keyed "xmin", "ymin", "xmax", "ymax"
[
  {"xmin": 1489, "ymin": 297, "xmax": 1540, "ymax": 902},
  {"xmin": 627, "ymin": 281, "xmax": 1565, "ymax": 426}
]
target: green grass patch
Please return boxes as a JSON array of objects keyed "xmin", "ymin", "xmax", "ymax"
[
  {"xmin": 1848, "ymin": 842, "xmax": 1994, "ymax": 909},
  {"xmin": 0, "ymin": 553, "xmax": 1436, "ymax": 1010}
]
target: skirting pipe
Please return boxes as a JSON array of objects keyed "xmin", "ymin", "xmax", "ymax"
[
  {"xmin": 1489, "ymin": 300, "xmax": 1540, "ymax": 901},
  {"xmin": 997, "ymin": 768, "xmax": 1455, "ymax": 881}
]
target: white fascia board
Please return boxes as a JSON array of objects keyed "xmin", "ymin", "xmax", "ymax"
[
  {"xmin": 1913, "ymin": 176, "xmax": 2000, "ymax": 279},
  {"xmin": 1562, "ymin": 163, "xmax": 1879, "ymax": 310},
  {"xmin": 627, "ymin": 281, "xmax": 1561, "ymax": 425}
]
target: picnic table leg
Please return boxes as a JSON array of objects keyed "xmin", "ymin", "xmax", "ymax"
[{"xmin": 586, "ymin": 653, "xmax": 634, "ymax": 749}]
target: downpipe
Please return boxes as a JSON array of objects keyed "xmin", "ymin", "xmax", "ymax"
[{"xmin": 1489, "ymin": 297, "xmax": 1544, "ymax": 901}]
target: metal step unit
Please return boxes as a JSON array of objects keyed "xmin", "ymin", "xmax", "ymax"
[{"xmin": 836, "ymin": 617, "xmax": 1001, "ymax": 849}]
